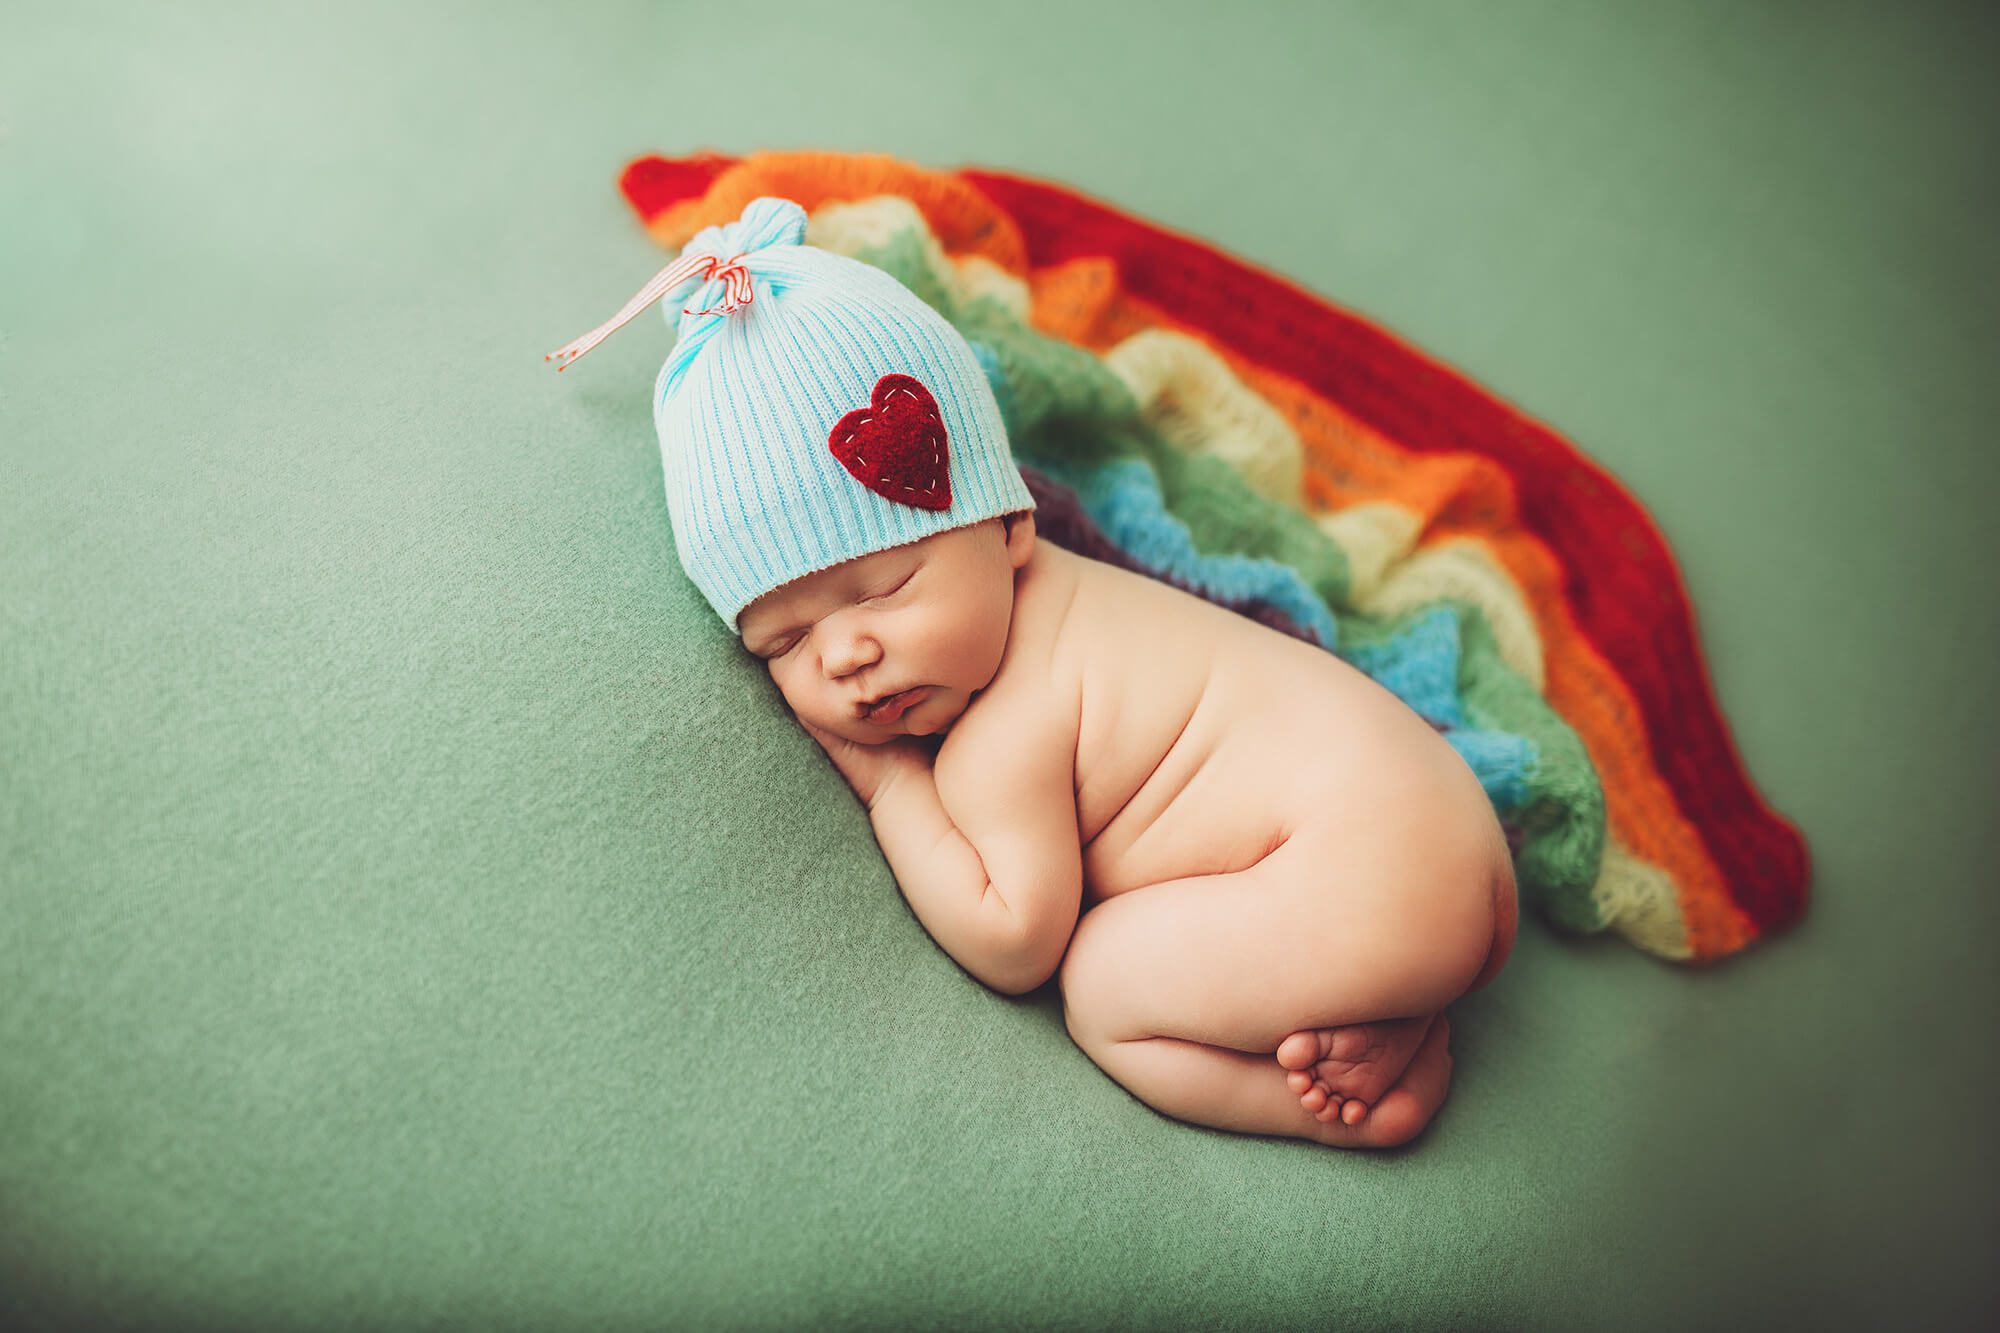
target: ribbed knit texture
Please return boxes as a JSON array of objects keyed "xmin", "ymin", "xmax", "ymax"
[
  {"xmin": 617, "ymin": 149, "xmax": 1812, "ymax": 964},
  {"xmin": 652, "ymin": 196, "xmax": 1036, "ymax": 634}
]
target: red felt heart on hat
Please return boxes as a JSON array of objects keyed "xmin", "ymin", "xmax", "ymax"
[{"xmin": 826, "ymin": 373, "xmax": 952, "ymax": 511}]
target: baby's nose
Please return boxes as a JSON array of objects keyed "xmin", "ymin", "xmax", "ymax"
[{"xmin": 823, "ymin": 630, "xmax": 882, "ymax": 677}]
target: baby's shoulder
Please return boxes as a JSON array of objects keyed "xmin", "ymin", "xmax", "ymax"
[{"xmin": 938, "ymin": 553, "xmax": 1086, "ymax": 761}]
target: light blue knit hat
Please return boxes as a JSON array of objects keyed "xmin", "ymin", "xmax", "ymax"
[{"xmin": 548, "ymin": 195, "xmax": 1037, "ymax": 636}]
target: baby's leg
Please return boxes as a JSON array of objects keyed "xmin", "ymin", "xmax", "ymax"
[
  {"xmin": 1078, "ymin": 1008, "xmax": 1455, "ymax": 1150},
  {"xmin": 1279, "ymin": 844, "xmax": 1518, "ymax": 1124},
  {"xmin": 1058, "ymin": 835, "xmax": 1499, "ymax": 1148}
]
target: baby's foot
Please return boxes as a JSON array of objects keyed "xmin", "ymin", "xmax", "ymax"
[{"xmin": 1275, "ymin": 1014, "xmax": 1439, "ymax": 1126}]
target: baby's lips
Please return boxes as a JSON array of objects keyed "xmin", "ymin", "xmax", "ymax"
[{"xmin": 872, "ymin": 686, "xmax": 933, "ymax": 720}]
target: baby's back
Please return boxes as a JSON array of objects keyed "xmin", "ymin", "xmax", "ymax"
[{"xmin": 1029, "ymin": 544, "xmax": 1499, "ymax": 907}]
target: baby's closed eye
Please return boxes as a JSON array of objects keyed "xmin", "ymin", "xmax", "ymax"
[
  {"xmin": 866, "ymin": 572, "xmax": 915, "ymax": 602},
  {"xmin": 753, "ymin": 572, "xmax": 916, "ymax": 659}
]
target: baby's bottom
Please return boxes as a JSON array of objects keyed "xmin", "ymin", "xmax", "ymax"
[{"xmin": 1058, "ymin": 829, "xmax": 1517, "ymax": 1149}]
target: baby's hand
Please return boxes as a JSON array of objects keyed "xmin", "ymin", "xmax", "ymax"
[{"xmin": 797, "ymin": 718, "xmax": 935, "ymax": 810}]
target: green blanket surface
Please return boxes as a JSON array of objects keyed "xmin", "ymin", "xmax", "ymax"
[{"xmin": 4, "ymin": 3, "xmax": 1991, "ymax": 1328}]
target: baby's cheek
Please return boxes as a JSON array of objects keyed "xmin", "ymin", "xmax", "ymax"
[
  {"xmin": 758, "ymin": 663, "xmax": 793, "ymax": 707},
  {"xmin": 776, "ymin": 681, "xmax": 817, "ymax": 723}
]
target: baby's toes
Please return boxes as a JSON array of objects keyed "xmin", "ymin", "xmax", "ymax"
[
  {"xmin": 1275, "ymin": 1031, "xmax": 1323, "ymax": 1071},
  {"xmin": 1291, "ymin": 1074, "xmax": 1343, "ymax": 1119}
]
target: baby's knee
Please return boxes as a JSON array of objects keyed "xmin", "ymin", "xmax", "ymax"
[
  {"xmin": 1403, "ymin": 825, "xmax": 1514, "ymax": 1004},
  {"xmin": 1056, "ymin": 905, "xmax": 1131, "ymax": 1051}
]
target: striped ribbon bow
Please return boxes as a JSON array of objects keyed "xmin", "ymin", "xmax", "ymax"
[{"xmin": 544, "ymin": 249, "xmax": 756, "ymax": 371}]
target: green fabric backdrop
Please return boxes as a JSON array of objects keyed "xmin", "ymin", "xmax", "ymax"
[{"xmin": 4, "ymin": 1, "xmax": 1994, "ymax": 1327}]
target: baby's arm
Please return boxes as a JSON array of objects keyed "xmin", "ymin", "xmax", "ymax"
[{"xmin": 872, "ymin": 712, "xmax": 1088, "ymax": 992}]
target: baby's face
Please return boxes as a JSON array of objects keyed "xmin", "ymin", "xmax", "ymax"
[{"xmin": 738, "ymin": 513, "xmax": 1036, "ymax": 744}]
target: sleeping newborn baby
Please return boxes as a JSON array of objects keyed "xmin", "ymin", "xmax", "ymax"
[
  {"xmin": 548, "ymin": 194, "xmax": 1516, "ymax": 1149},
  {"xmin": 742, "ymin": 513, "xmax": 1516, "ymax": 1149}
]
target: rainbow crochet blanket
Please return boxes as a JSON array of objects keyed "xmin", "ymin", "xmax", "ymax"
[{"xmin": 615, "ymin": 149, "xmax": 1809, "ymax": 963}]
